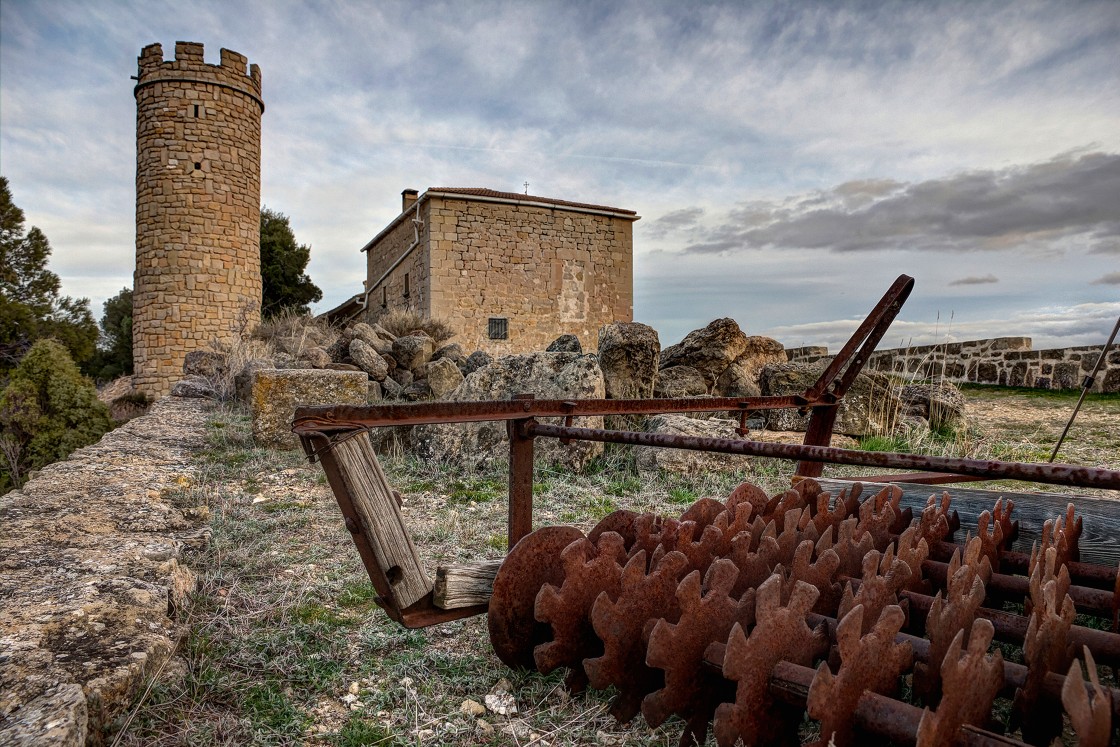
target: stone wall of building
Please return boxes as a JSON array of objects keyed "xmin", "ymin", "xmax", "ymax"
[
  {"xmin": 787, "ymin": 337, "xmax": 1120, "ymax": 393},
  {"xmin": 425, "ymin": 197, "xmax": 633, "ymax": 354},
  {"xmin": 133, "ymin": 42, "xmax": 264, "ymax": 398},
  {"xmin": 363, "ymin": 203, "xmax": 431, "ymax": 317}
]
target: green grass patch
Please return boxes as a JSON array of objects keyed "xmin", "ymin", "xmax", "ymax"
[
  {"xmin": 447, "ymin": 476, "xmax": 505, "ymax": 504},
  {"xmin": 858, "ymin": 434, "xmax": 911, "ymax": 452},
  {"xmin": 668, "ymin": 485, "xmax": 698, "ymax": 504},
  {"xmin": 333, "ymin": 715, "xmax": 400, "ymax": 747}
]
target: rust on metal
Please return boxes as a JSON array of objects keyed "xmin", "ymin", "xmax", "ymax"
[{"xmin": 487, "ymin": 524, "xmax": 583, "ymax": 669}]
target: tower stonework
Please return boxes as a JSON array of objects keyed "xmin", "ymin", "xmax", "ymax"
[{"xmin": 133, "ymin": 42, "xmax": 263, "ymax": 396}]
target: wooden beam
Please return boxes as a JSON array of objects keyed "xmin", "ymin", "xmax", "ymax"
[
  {"xmin": 433, "ymin": 559, "xmax": 503, "ymax": 609},
  {"xmin": 331, "ymin": 433, "xmax": 431, "ymax": 608}
]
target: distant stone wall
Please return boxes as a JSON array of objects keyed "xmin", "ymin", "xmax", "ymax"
[
  {"xmin": 787, "ymin": 337, "xmax": 1120, "ymax": 393},
  {"xmin": 0, "ymin": 398, "xmax": 210, "ymax": 746},
  {"xmin": 133, "ymin": 41, "xmax": 264, "ymax": 398}
]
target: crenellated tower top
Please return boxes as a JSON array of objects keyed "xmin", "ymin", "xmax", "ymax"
[{"xmin": 135, "ymin": 41, "xmax": 263, "ymax": 111}]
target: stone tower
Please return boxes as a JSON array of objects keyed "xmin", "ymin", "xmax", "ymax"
[{"xmin": 133, "ymin": 41, "xmax": 264, "ymax": 396}]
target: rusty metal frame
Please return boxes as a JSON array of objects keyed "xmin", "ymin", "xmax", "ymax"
[{"xmin": 293, "ymin": 273, "xmax": 1120, "ymax": 627}]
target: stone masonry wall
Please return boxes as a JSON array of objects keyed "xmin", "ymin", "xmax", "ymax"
[
  {"xmin": 788, "ymin": 337, "xmax": 1120, "ymax": 393},
  {"xmin": 0, "ymin": 397, "xmax": 211, "ymax": 746},
  {"xmin": 425, "ymin": 197, "xmax": 634, "ymax": 354},
  {"xmin": 133, "ymin": 42, "xmax": 264, "ymax": 398},
  {"xmin": 363, "ymin": 203, "xmax": 431, "ymax": 318}
]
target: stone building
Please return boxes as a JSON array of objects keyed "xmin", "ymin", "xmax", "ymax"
[
  {"xmin": 331, "ymin": 188, "xmax": 638, "ymax": 354},
  {"xmin": 133, "ymin": 42, "xmax": 264, "ymax": 396}
]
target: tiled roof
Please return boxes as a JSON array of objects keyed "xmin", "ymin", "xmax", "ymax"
[{"xmin": 426, "ymin": 187, "xmax": 637, "ymax": 216}]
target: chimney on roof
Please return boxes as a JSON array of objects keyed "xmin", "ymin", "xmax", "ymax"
[{"xmin": 402, "ymin": 189, "xmax": 419, "ymax": 212}]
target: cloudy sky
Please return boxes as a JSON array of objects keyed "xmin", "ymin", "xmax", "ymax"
[{"xmin": 2, "ymin": 0, "xmax": 1118, "ymax": 351}]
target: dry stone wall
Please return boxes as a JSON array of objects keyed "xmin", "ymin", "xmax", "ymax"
[
  {"xmin": 133, "ymin": 42, "xmax": 264, "ymax": 398},
  {"xmin": 0, "ymin": 397, "xmax": 211, "ymax": 746},
  {"xmin": 788, "ymin": 337, "xmax": 1120, "ymax": 393}
]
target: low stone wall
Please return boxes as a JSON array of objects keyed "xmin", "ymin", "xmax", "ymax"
[
  {"xmin": 0, "ymin": 397, "xmax": 211, "ymax": 746},
  {"xmin": 787, "ymin": 337, "xmax": 1120, "ymax": 393}
]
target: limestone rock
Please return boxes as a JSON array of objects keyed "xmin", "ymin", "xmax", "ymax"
[
  {"xmin": 326, "ymin": 327, "xmax": 353, "ymax": 363},
  {"xmin": 182, "ymin": 350, "xmax": 227, "ymax": 378},
  {"xmin": 427, "ymin": 358, "xmax": 465, "ymax": 399},
  {"xmin": 350, "ymin": 339, "xmax": 389, "ymax": 381},
  {"xmin": 462, "ymin": 351, "xmax": 493, "ymax": 376},
  {"xmin": 659, "ymin": 318, "xmax": 749, "ymax": 387},
  {"xmin": 301, "ymin": 345, "xmax": 332, "ymax": 369},
  {"xmin": 899, "ymin": 382, "xmax": 968, "ymax": 431},
  {"xmin": 325, "ymin": 362, "xmax": 361, "ymax": 372},
  {"xmin": 0, "ymin": 398, "xmax": 210, "ymax": 747},
  {"xmin": 432, "ymin": 343, "xmax": 466, "ymax": 367},
  {"xmin": 367, "ymin": 380, "xmax": 382, "ymax": 402},
  {"xmin": 370, "ymin": 322, "xmax": 397, "ymax": 341},
  {"xmin": 715, "ymin": 337, "xmax": 786, "ymax": 398},
  {"xmin": 414, "ymin": 353, "xmax": 605, "ymax": 470},
  {"xmin": 634, "ymin": 415, "xmax": 751, "ymax": 475},
  {"xmin": 546, "ymin": 334, "xmax": 582, "ymax": 354},
  {"xmin": 250, "ymin": 369, "xmax": 368, "ymax": 449},
  {"xmin": 402, "ymin": 379, "xmax": 433, "ymax": 401},
  {"xmin": 654, "ymin": 366, "xmax": 708, "ymax": 398},
  {"xmin": 350, "ymin": 322, "xmax": 389, "ymax": 348},
  {"xmin": 597, "ymin": 322, "xmax": 660, "ymax": 399},
  {"xmin": 170, "ymin": 375, "xmax": 216, "ymax": 399},
  {"xmin": 760, "ymin": 362, "xmax": 900, "ymax": 436},
  {"xmin": 393, "ymin": 334, "xmax": 435, "ymax": 374},
  {"xmin": 389, "ymin": 368, "xmax": 414, "ymax": 388},
  {"xmin": 381, "ymin": 376, "xmax": 404, "ymax": 400}
]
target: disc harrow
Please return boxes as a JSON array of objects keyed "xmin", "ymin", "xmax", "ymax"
[{"xmin": 488, "ymin": 479, "xmax": 1120, "ymax": 746}]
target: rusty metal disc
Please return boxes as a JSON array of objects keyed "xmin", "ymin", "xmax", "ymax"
[
  {"xmin": 589, "ymin": 509, "xmax": 640, "ymax": 550},
  {"xmin": 488, "ymin": 524, "xmax": 584, "ymax": 669}
]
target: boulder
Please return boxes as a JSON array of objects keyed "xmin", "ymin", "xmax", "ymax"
[
  {"xmin": 170, "ymin": 375, "xmax": 216, "ymax": 399},
  {"xmin": 368, "ymin": 380, "xmax": 382, "ymax": 402},
  {"xmin": 402, "ymin": 379, "xmax": 433, "ymax": 401},
  {"xmin": 427, "ymin": 357, "xmax": 465, "ymax": 399},
  {"xmin": 349, "ymin": 338, "xmax": 389, "ymax": 381},
  {"xmin": 899, "ymin": 382, "xmax": 968, "ymax": 431},
  {"xmin": 182, "ymin": 349, "xmax": 227, "ymax": 378},
  {"xmin": 714, "ymin": 337, "xmax": 786, "ymax": 398},
  {"xmin": 597, "ymin": 322, "xmax": 660, "ymax": 399},
  {"xmin": 659, "ymin": 318, "xmax": 749, "ymax": 387},
  {"xmin": 325, "ymin": 363, "xmax": 361, "ymax": 372},
  {"xmin": 432, "ymin": 342, "xmax": 466, "ymax": 366},
  {"xmin": 546, "ymin": 334, "xmax": 583, "ymax": 354},
  {"xmin": 300, "ymin": 345, "xmax": 332, "ymax": 369},
  {"xmin": 389, "ymin": 368, "xmax": 414, "ymax": 388},
  {"xmin": 370, "ymin": 322, "xmax": 397, "ymax": 341},
  {"xmin": 393, "ymin": 334, "xmax": 435, "ymax": 374},
  {"xmin": 759, "ymin": 362, "xmax": 900, "ymax": 437},
  {"xmin": 462, "ymin": 350, "xmax": 493, "ymax": 376},
  {"xmin": 414, "ymin": 352, "xmax": 605, "ymax": 471},
  {"xmin": 634, "ymin": 415, "xmax": 752, "ymax": 475},
  {"xmin": 250, "ymin": 369, "xmax": 368, "ymax": 449},
  {"xmin": 350, "ymin": 322, "xmax": 389, "ymax": 348},
  {"xmin": 381, "ymin": 376, "xmax": 404, "ymax": 400},
  {"xmin": 654, "ymin": 366, "xmax": 709, "ymax": 398},
  {"xmin": 326, "ymin": 327, "xmax": 353, "ymax": 363}
]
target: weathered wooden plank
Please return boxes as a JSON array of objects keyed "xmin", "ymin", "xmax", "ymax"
[
  {"xmin": 817, "ymin": 478, "xmax": 1120, "ymax": 567},
  {"xmin": 332, "ymin": 433, "xmax": 431, "ymax": 607},
  {"xmin": 433, "ymin": 559, "xmax": 503, "ymax": 609}
]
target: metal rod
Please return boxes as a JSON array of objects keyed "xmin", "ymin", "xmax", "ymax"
[
  {"xmin": 508, "ymin": 395, "xmax": 536, "ymax": 548},
  {"xmin": 1049, "ymin": 314, "xmax": 1120, "ymax": 462},
  {"xmin": 525, "ymin": 422, "xmax": 1120, "ymax": 490},
  {"xmin": 292, "ymin": 394, "xmax": 813, "ymax": 434}
]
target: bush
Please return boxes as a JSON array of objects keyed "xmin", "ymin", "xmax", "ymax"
[
  {"xmin": 0, "ymin": 339, "xmax": 112, "ymax": 491},
  {"xmin": 373, "ymin": 309, "xmax": 456, "ymax": 343}
]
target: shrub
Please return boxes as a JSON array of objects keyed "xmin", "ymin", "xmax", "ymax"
[
  {"xmin": 373, "ymin": 309, "xmax": 456, "ymax": 343},
  {"xmin": 0, "ymin": 339, "xmax": 112, "ymax": 491}
]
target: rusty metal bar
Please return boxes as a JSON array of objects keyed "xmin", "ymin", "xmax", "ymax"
[
  {"xmin": 508, "ymin": 394, "xmax": 536, "ymax": 548},
  {"xmin": 524, "ymin": 422, "xmax": 1120, "ymax": 490},
  {"xmin": 920, "ymin": 558, "xmax": 1116, "ymax": 615},
  {"xmin": 292, "ymin": 394, "xmax": 812, "ymax": 435}
]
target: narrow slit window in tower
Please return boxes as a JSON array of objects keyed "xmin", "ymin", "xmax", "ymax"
[
  {"xmin": 488, "ymin": 318, "xmax": 508, "ymax": 340},
  {"xmin": 381, "ymin": 287, "xmax": 387, "ymax": 308},
  {"xmin": 194, "ymin": 162, "xmax": 202, "ymax": 171},
  {"xmin": 192, "ymin": 104, "xmax": 200, "ymax": 117},
  {"xmin": 403, "ymin": 273, "xmax": 410, "ymax": 298}
]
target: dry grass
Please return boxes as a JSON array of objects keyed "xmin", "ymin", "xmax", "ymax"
[
  {"xmin": 373, "ymin": 309, "xmax": 456, "ymax": 344},
  {"xmin": 109, "ymin": 388, "xmax": 1119, "ymax": 746}
]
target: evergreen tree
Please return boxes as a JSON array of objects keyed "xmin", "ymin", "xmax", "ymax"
[
  {"xmin": 260, "ymin": 207, "xmax": 322, "ymax": 318},
  {"xmin": 87, "ymin": 287, "xmax": 134, "ymax": 381},
  {"xmin": 0, "ymin": 177, "xmax": 98, "ymax": 373},
  {"xmin": 0, "ymin": 339, "xmax": 111, "ymax": 491}
]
